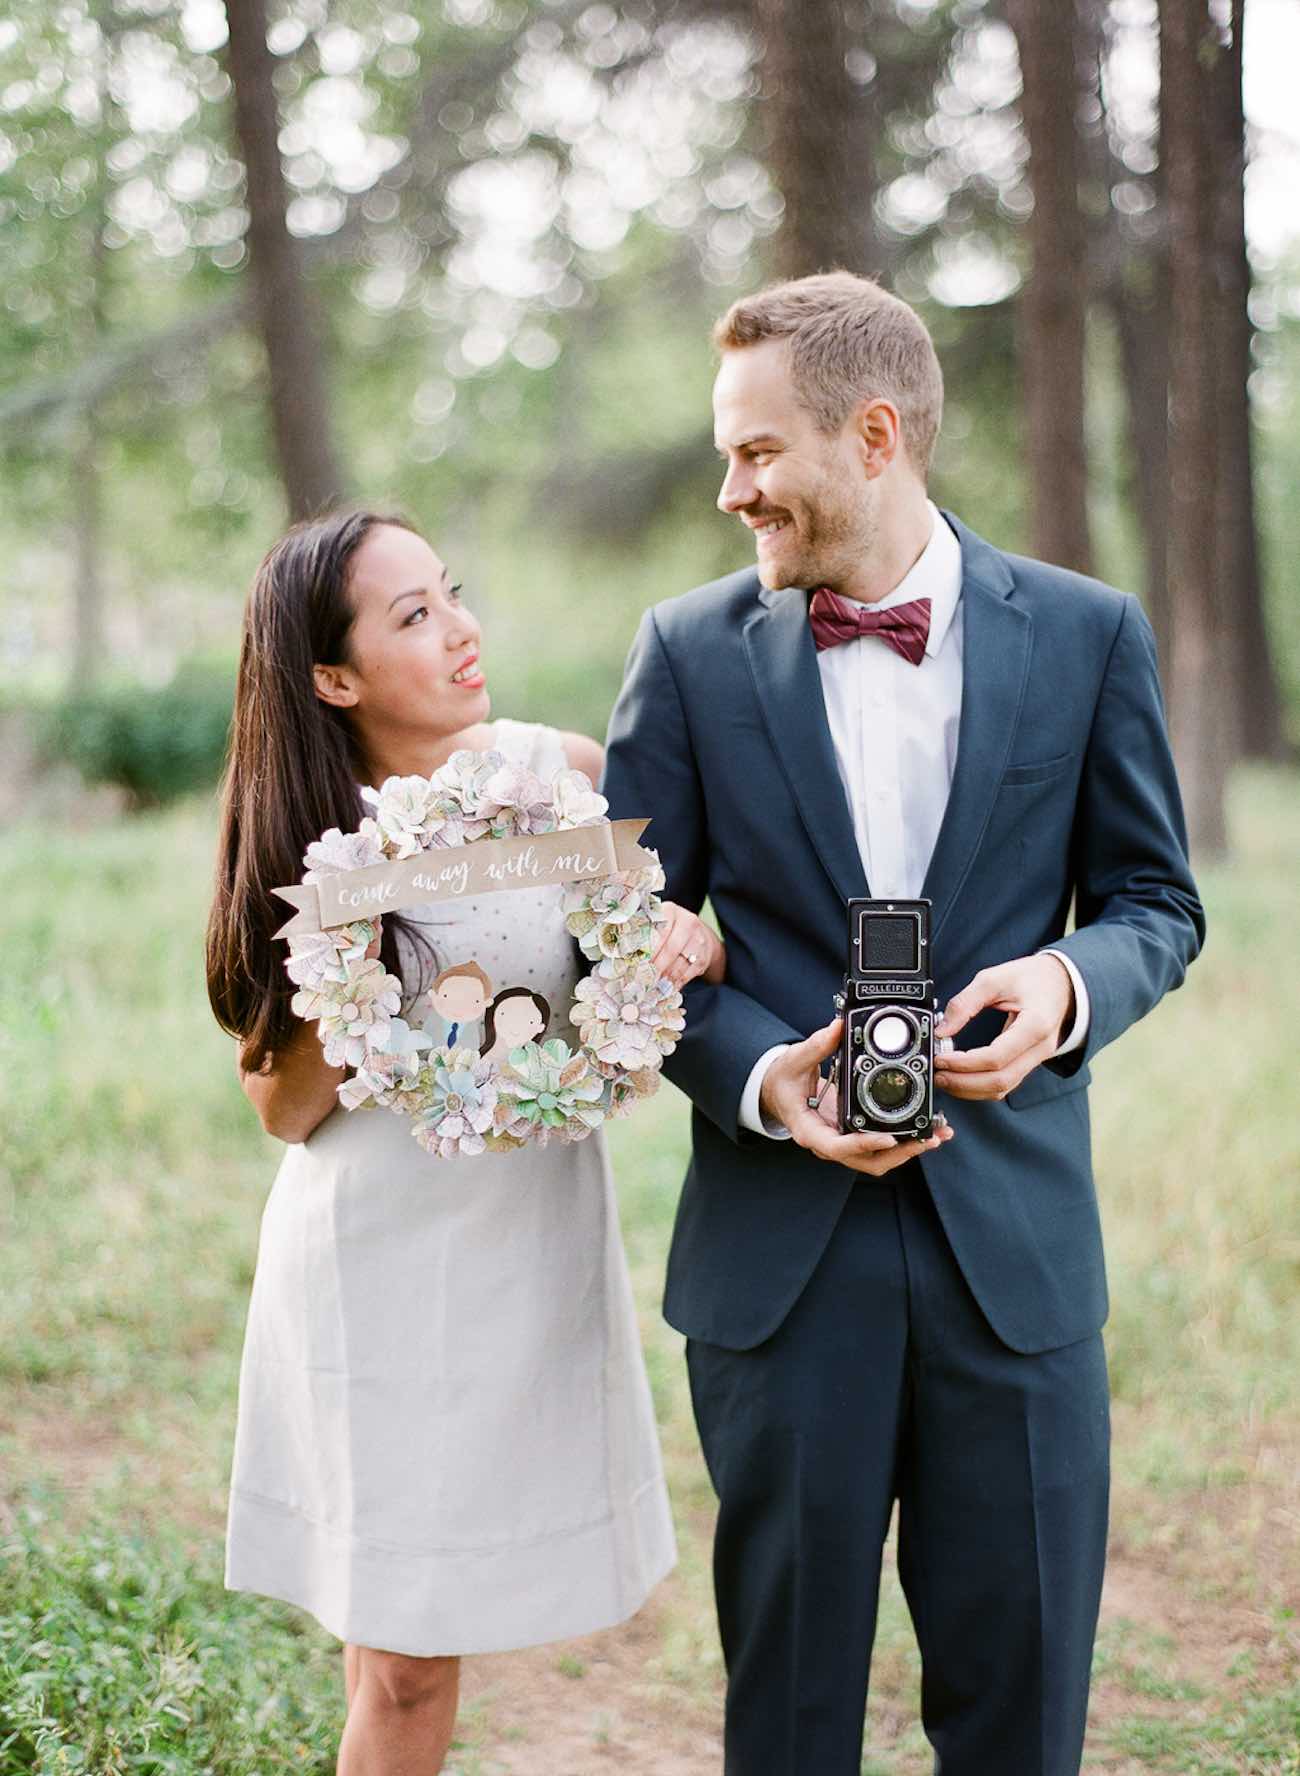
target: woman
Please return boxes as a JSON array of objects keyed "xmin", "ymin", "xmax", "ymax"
[
  {"xmin": 479, "ymin": 986, "xmax": 551, "ymax": 1065},
  {"xmin": 206, "ymin": 508, "xmax": 722, "ymax": 1772}
]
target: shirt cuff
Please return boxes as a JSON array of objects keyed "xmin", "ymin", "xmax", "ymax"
[
  {"xmin": 738, "ymin": 1044, "xmax": 795, "ymax": 1139},
  {"xmin": 1041, "ymin": 949, "xmax": 1090, "ymax": 1056}
]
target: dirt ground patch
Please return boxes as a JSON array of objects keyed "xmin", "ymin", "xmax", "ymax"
[
  {"xmin": 458, "ymin": 1423, "xmax": 1299, "ymax": 1776},
  {"xmin": 5, "ymin": 1401, "xmax": 1296, "ymax": 1773},
  {"xmin": 459, "ymin": 1586, "xmax": 723, "ymax": 1776}
]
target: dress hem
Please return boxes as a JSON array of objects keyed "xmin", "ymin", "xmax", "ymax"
[{"xmin": 224, "ymin": 1479, "xmax": 677, "ymax": 1658}]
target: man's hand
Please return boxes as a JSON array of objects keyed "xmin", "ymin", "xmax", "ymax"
[
  {"xmin": 759, "ymin": 1018, "xmax": 953, "ymax": 1176},
  {"xmin": 934, "ymin": 954, "xmax": 1075, "ymax": 1101}
]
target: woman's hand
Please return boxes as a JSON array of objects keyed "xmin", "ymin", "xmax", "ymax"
[
  {"xmin": 652, "ymin": 902, "xmax": 725, "ymax": 988},
  {"xmin": 365, "ymin": 917, "xmax": 383, "ymax": 962}
]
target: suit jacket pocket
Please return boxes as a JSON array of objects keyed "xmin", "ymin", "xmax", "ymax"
[
  {"xmin": 1001, "ymin": 752, "xmax": 1075, "ymax": 787},
  {"xmin": 1007, "ymin": 1061, "xmax": 1091, "ymax": 1110}
]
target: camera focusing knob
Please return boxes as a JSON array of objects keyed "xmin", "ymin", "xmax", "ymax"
[{"xmin": 834, "ymin": 992, "xmax": 845, "ymax": 1012}]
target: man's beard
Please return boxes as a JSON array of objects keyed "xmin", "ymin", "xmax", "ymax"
[{"xmin": 759, "ymin": 478, "xmax": 878, "ymax": 594}]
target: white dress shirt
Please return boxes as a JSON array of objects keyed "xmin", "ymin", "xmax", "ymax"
[{"xmin": 738, "ymin": 503, "xmax": 1089, "ymax": 1138}]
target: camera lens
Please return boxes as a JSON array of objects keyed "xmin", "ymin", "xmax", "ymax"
[
  {"xmin": 856, "ymin": 1061, "xmax": 924, "ymax": 1122},
  {"xmin": 869, "ymin": 1012, "xmax": 915, "ymax": 1057},
  {"xmin": 868, "ymin": 1067, "xmax": 914, "ymax": 1112}
]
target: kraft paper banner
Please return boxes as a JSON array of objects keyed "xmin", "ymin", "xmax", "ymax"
[{"xmin": 272, "ymin": 819, "xmax": 655, "ymax": 939}]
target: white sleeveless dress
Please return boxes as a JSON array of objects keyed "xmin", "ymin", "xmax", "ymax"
[{"xmin": 225, "ymin": 719, "xmax": 676, "ymax": 1656}]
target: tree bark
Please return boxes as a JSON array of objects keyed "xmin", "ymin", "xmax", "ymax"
[
  {"xmin": 1109, "ymin": 266, "xmax": 1171, "ymax": 668},
  {"xmin": 70, "ymin": 0, "xmax": 113, "ymax": 694},
  {"xmin": 753, "ymin": 0, "xmax": 876, "ymax": 278},
  {"xmin": 1210, "ymin": 0, "xmax": 1289, "ymax": 759},
  {"xmin": 1006, "ymin": 0, "xmax": 1093, "ymax": 574},
  {"xmin": 222, "ymin": 0, "xmax": 346, "ymax": 518},
  {"xmin": 1158, "ymin": 0, "xmax": 1231, "ymax": 857},
  {"xmin": 70, "ymin": 410, "xmax": 105, "ymax": 694}
]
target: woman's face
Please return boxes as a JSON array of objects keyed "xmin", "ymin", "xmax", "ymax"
[
  {"xmin": 495, "ymin": 996, "xmax": 546, "ymax": 1047},
  {"xmin": 316, "ymin": 524, "xmax": 489, "ymax": 743}
]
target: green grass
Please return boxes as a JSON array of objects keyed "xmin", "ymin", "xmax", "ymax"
[{"xmin": 0, "ymin": 767, "xmax": 1297, "ymax": 1771}]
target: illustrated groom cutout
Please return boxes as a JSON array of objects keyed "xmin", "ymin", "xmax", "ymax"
[{"xmin": 425, "ymin": 961, "xmax": 493, "ymax": 1051}]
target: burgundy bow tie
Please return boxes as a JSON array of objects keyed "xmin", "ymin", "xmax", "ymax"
[{"xmin": 808, "ymin": 586, "xmax": 932, "ymax": 667}]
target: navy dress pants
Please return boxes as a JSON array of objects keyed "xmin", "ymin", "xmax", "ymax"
[{"xmin": 686, "ymin": 1167, "xmax": 1110, "ymax": 1776}]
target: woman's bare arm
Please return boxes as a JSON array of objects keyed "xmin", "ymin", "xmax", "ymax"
[
  {"xmin": 562, "ymin": 731, "xmax": 604, "ymax": 782},
  {"xmin": 238, "ymin": 1022, "xmax": 345, "ymax": 1144},
  {"xmin": 239, "ymin": 922, "xmax": 385, "ymax": 1143}
]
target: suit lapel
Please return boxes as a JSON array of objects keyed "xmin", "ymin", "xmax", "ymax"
[
  {"xmin": 922, "ymin": 516, "xmax": 1032, "ymax": 946},
  {"xmin": 742, "ymin": 585, "xmax": 867, "ymax": 908}
]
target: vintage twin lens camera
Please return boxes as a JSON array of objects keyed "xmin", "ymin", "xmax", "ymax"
[{"xmin": 834, "ymin": 899, "xmax": 938, "ymax": 1140}]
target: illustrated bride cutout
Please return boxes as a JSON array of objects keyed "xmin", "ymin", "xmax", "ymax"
[{"xmin": 480, "ymin": 987, "xmax": 552, "ymax": 1064}]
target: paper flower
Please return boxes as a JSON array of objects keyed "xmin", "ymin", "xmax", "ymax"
[
  {"xmin": 603, "ymin": 1067, "xmax": 662, "ymax": 1119},
  {"xmin": 335, "ymin": 1016, "xmax": 433, "ymax": 1110},
  {"xmin": 624, "ymin": 852, "xmax": 667, "ymax": 896},
  {"xmin": 571, "ymin": 960, "xmax": 685, "ymax": 1073},
  {"xmin": 552, "ymin": 769, "xmax": 608, "ymax": 828},
  {"xmin": 478, "ymin": 760, "xmax": 557, "ymax": 837},
  {"xmin": 285, "ymin": 920, "xmax": 377, "ymax": 991},
  {"xmin": 293, "ymin": 957, "xmax": 402, "ymax": 1069},
  {"xmin": 564, "ymin": 879, "xmax": 660, "ymax": 962},
  {"xmin": 486, "ymin": 1098, "xmax": 536, "ymax": 1151},
  {"xmin": 495, "ymin": 1039, "xmax": 606, "ymax": 1142},
  {"xmin": 431, "ymin": 749, "xmax": 504, "ymax": 836},
  {"xmin": 420, "ymin": 788, "xmax": 474, "ymax": 849},
  {"xmin": 302, "ymin": 820, "xmax": 385, "ymax": 882},
  {"xmin": 337, "ymin": 1038, "xmax": 428, "ymax": 1112},
  {"xmin": 361, "ymin": 775, "xmax": 438, "ymax": 859},
  {"xmin": 411, "ymin": 1049, "xmax": 499, "ymax": 1158}
]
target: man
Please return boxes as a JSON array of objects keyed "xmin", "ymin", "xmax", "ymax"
[
  {"xmin": 423, "ymin": 960, "xmax": 492, "ymax": 1051},
  {"xmin": 601, "ymin": 272, "xmax": 1204, "ymax": 1775}
]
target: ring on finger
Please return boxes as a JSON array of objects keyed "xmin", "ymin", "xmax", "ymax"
[{"xmin": 684, "ymin": 951, "xmax": 699, "ymax": 965}]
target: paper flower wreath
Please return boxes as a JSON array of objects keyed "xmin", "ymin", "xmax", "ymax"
[{"xmin": 276, "ymin": 750, "xmax": 685, "ymax": 1158}]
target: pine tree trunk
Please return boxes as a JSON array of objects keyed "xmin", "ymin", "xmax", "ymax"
[
  {"xmin": 1006, "ymin": 0, "xmax": 1093, "ymax": 574},
  {"xmin": 70, "ymin": 2, "xmax": 112, "ymax": 693},
  {"xmin": 70, "ymin": 410, "xmax": 104, "ymax": 693},
  {"xmin": 1110, "ymin": 268, "xmax": 1171, "ymax": 668},
  {"xmin": 1159, "ymin": 0, "xmax": 1231, "ymax": 857},
  {"xmin": 222, "ymin": 0, "xmax": 346, "ymax": 518},
  {"xmin": 754, "ymin": 0, "xmax": 875, "ymax": 278},
  {"xmin": 1211, "ymin": 0, "xmax": 1289, "ymax": 759}
]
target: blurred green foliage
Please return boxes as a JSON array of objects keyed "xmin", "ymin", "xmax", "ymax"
[
  {"xmin": 0, "ymin": 0, "xmax": 1294, "ymax": 755},
  {"xmin": 42, "ymin": 662, "xmax": 233, "ymax": 809}
]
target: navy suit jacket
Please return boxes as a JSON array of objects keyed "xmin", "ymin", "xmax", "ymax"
[{"xmin": 601, "ymin": 514, "xmax": 1205, "ymax": 1356}]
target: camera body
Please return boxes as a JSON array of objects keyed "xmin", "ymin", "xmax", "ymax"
[{"xmin": 835, "ymin": 898, "xmax": 938, "ymax": 1139}]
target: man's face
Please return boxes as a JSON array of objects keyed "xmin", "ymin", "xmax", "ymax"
[
  {"xmin": 713, "ymin": 339, "xmax": 877, "ymax": 593},
  {"xmin": 433, "ymin": 976, "xmax": 486, "ymax": 1021}
]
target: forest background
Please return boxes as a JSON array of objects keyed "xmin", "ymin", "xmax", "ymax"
[{"xmin": 0, "ymin": 0, "xmax": 1297, "ymax": 1770}]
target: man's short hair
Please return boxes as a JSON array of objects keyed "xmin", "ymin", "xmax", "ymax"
[
  {"xmin": 713, "ymin": 271, "xmax": 944, "ymax": 479},
  {"xmin": 432, "ymin": 962, "xmax": 492, "ymax": 993}
]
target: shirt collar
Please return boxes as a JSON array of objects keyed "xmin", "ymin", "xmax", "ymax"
[{"xmin": 870, "ymin": 500, "xmax": 963, "ymax": 658}]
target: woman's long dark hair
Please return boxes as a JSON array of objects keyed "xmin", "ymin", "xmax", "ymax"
[
  {"xmin": 206, "ymin": 507, "xmax": 432, "ymax": 1074},
  {"xmin": 480, "ymin": 987, "xmax": 551, "ymax": 1058}
]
